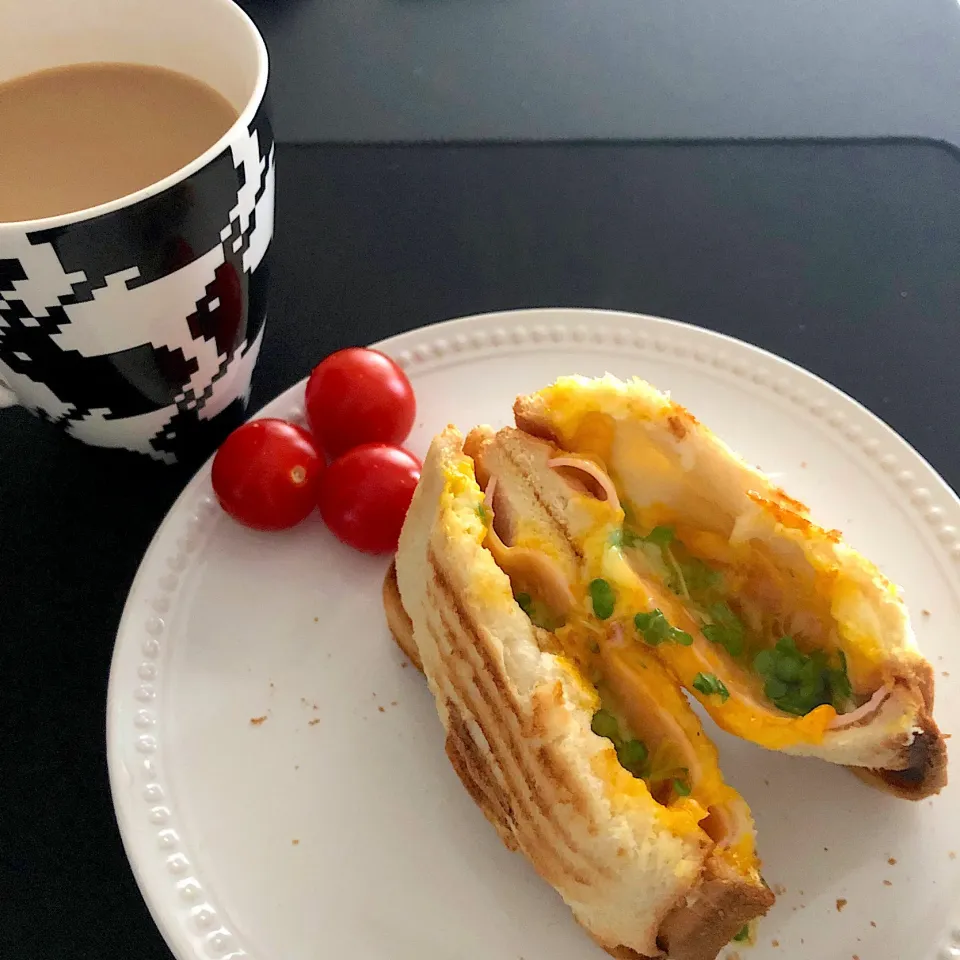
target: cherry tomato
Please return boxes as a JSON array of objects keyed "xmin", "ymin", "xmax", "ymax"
[
  {"xmin": 212, "ymin": 418, "xmax": 324, "ymax": 531},
  {"xmin": 318, "ymin": 443, "xmax": 421, "ymax": 553},
  {"xmin": 305, "ymin": 348, "xmax": 416, "ymax": 459}
]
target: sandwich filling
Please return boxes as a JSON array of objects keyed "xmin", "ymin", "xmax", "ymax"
[
  {"xmin": 469, "ymin": 428, "xmax": 764, "ymax": 872},
  {"xmin": 471, "ymin": 412, "xmax": 898, "ymax": 773}
]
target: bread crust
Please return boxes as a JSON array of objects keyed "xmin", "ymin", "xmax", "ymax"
[
  {"xmin": 383, "ymin": 560, "xmax": 422, "ymax": 671},
  {"xmin": 390, "ymin": 427, "xmax": 772, "ymax": 960}
]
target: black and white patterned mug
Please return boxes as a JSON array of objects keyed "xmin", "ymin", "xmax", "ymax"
[{"xmin": 0, "ymin": 0, "xmax": 273, "ymax": 463}]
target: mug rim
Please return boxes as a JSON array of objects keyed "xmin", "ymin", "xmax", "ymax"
[{"xmin": 0, "ymin": 0, "xmax": 269, "ymax": 233}]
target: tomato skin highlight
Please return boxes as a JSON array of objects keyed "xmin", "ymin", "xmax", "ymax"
[
  {"xmin": 305, "ymin": 348, "xmax": 416, "ymax": 459},
  {"xmin": 318, "ymin": 443, "xmax": 421, "ymax": 554},
  {"xmin": 212, "ymin": 418, "xmax": 325, "ymax": 531}
]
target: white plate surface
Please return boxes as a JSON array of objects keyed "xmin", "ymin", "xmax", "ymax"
[{"xmin": 108, "ymin": 309, "xmax": 960, "ymax": 960}]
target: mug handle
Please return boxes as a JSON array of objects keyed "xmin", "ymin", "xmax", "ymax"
[{"xmin": 0, "ymin": 375, "xmax": 18, "ymax": 409}]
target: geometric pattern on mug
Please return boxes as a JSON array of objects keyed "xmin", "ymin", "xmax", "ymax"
[{"xmin": 0, "ymin": 109, "xmax": 274, "ymax": 463}]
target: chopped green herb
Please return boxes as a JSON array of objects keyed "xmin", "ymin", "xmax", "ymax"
[
  {"xmin": 753, "ymin": 648, "xmax": 774, "ymax": 674},
  {"xmin": 673, "ymin": 777, "xmax": 691, "ymax": 797},
  {"xmin": 693, "ymin": 671, "xmax": 730, "ymax": 702},
  {"xmin": 515, "ymin": 592, "xmax": 535, "ymax": 618},
  {"xmin": 634, "ymin": 608, "xmax": 693, "ymax": 646},
  {"xmin": 753, "ymin": 636, "xmax": 852, "ymax": 716},
  {"xmin": 675, "ymin": 556, "xmax": 722, "ymax": 595},
  {"xmin": 591, "ymin": 708, "xmax": 620, "ymax": 741},
  {"xmin": 830, "ymin": 650, "xmax": 853, "ymax": 709},
  {"xmin": 609, "ymin": 528, "xmax": 624, "ymax": 548},
  {"xmin": 591, "ymin": 709, "xmax": 650, "ymax": 779},
  {"xmin": 619, "ymin": 522, "xmax": 722, "ymax": 598},
  {"xmin": 619, "ymin": 528, "xmax": 639, "ymax": 547},
  {"xmin": 634, "ymin": 609, "xmax": 668, "ymax": 644},
  {"xmin": 701, "ymin": 601, "xmax": 745, "ymax": 657},
  {"xmin": 589, "ymin": 578, "xmax": 616, "ymax": 620},
  {"xmin": 620, "ymin": 524, "xmax": 675, "ymax": 549},
  {"xmin": 616, "ymin": 738, "xmax": 649, "ymax": 777},
  {"xmin": 662, "ymin": 546, "xmax": 691, "ymax": 599},
  {"xmin": 476, "ymin": 503, "xmax": 489, "ymax": 524},
  {"xmin": 732, "ymin": 925, "xmax": 750, "ymax": 943},
  {"xmin": 514, "ymin": 592, "xmax": 558, "ymax": 630},
  {"xmin": 644, "ymin": 525, "xmax": 676, "ymax": 547},
  {"xmin": 764, "ymin": 675, "xmax": 789, "ymax": 699}
]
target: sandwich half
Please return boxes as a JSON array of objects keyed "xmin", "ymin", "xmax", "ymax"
[
  {"xmin": 390, "ymin": 425, "xmax": 774, "ymax": 960},
  {"xmin": 508, "ymin": 374, "xmax": 947, "ymax": 799}
]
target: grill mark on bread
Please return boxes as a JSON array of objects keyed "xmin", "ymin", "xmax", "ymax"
[
  {"xmin": 444, "ymin": 699, "xmax": 519, "ymax": 846},
  {"xmin": 435, "ymin": 634, "xmax": 582, "ymax": 886},
  {"xmin": 532, "ymin": 684, "xmax": 591, "ymax": 821},
  {"xmin": 430, "ymin": 600, "xmax": 595, "ymax": 886},
  {"xmin": 435, "ymin": 614, "xmax": 603, "ymax": 869},
  {"xmin": 430, "ymin": 595, "xmax": 610, "ymax": 885},
  {"xmin": 427, "ymin": 552, "xmax": 613, "ymax": 883}
]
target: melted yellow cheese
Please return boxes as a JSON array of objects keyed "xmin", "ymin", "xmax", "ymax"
[
  {"xmin": 539, "ymin": 376, "xmax": 889, "ymax": 672},
  {"xmin": 439, "ymin": 431, "xmax": 765, "ymax": 871},
  {"xmin": 517, "ymin": 484, "xmax": 760, "ymax": 854}
]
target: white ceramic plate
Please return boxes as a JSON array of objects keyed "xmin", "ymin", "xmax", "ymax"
[{"xmin": 108, "ymin": 309, "xmax": 960, "ymax": 960}]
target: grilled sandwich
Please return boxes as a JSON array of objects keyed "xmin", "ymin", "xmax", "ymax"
[
  {"xmin": 389, "ymin": 425, "xmax": 773, "ymax": 960},
  {"xmin": 384, "ymin": 373, "xmax": 947, "ymax": 958}
]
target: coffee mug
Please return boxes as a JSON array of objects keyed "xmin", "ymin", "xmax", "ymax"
[{"xmin": 0, "ymin": 0, "xmax": 273, "ymax": 464}]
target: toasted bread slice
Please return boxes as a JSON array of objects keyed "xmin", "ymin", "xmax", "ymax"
[
  {"xmin": 512, "ymin": 374, "xmax": 946, "ymax": 798},
  {"xmin": 392, "ymin": 426, "xmax": 773, "ymax": 960}
]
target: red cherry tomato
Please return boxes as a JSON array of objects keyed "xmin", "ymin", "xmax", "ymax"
[
  {"xmin": 305, "ymin": 348, "xmax": 416, "ymax": 459},
  {"xmin": 212, "ymin": 418, "xmax": 324, "ymax": 531},
  {"xmin": 318, "ymin": 443, "xmax": 421, "ymax": 554}
]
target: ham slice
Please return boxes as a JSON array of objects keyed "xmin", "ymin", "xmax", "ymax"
[
  {"xmin": 599, "ymin": 623, "xmax": 750, "ymax": 848},
  {"xmin": 828, "ymin": 686, "xmax": 890, "ymax": 729},
  {"xmin": 548, "ymin": 456, "xmax": 621, "ymax": 511},
  {"xmin": 599, "ymin": 623, "xmax": 703, "ymax": 784},
  {"xmin": 482, "ymin": 475, "xmax": 576, "ymax": 617}
]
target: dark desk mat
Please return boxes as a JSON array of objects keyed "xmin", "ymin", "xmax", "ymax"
[
  {"xmin": 261, "ymin": 139, "xmax": 960, "ymax": 485},
  {"xmin": 236, "ymin": 0, "xmax": 960, "ymax": 145},
  {"xmin": 3, "ymin": 139, "xmax": 959, "ymax": 960}
]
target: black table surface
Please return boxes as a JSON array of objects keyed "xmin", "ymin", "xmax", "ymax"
[
  {"xmin": 236, "ymin": 0, "xmax": 960, "ymax": 145},
  {"xmin": 4, "ymin": 138, "xmax": 960, "ymax": 959}
]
